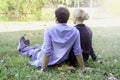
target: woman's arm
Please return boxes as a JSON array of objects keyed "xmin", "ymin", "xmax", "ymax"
[{"xmin": 75, "ymin": 54, "xmax": 85, "ymax": 68}]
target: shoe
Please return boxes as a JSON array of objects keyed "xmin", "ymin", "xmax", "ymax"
[
  {"xmin": 20, "ymin": 36, "xmax": 25, "ymax": 43},
  {"xmin": 17, "ymin": 36, "xmax": 25, "ymax": 51},
  {"xmin": 24, "ymin": 39, "xmax": 30, "ymax": 46}
]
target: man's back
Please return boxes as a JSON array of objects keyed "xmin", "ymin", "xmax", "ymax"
[{"xmin": 42, "ymin": 23, "xmax": 82, "ymax": 65}]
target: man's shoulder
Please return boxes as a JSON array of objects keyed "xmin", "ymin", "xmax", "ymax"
[
  {"xmin": 45, "ymin": 24, "xmax": 79, "ymax": 33},
  {"xmin": 71, "ymin": 26, "xmax": 78, "ymax": 31},
  {"xmin": 45, "ymin": 25, "xmax": 56, "ymax": 31}
]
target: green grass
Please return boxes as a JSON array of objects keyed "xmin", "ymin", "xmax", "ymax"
[{"xmin": 0, "ymin": 26, "xmax": 120, "ymax": 80}]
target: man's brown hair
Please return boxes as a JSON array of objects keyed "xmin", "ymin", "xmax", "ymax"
[{"xmin": 55, "ymin": 7, "xmax": 70, "ymax": 23}]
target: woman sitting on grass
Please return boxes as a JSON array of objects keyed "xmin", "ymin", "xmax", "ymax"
[{"xmin": 69, "ymin": 9, "xmax": 97, "ymax": 66}]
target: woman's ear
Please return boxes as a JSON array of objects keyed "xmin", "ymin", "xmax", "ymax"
[
  {"xmin": 73, "ymin": 16, "xmax": 77, "ymax": 24},
  {"xmin": 55, "ymin": 17, "xmax": 58, "ymax": 23}
]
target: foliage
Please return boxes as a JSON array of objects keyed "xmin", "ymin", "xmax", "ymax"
[
  {"xmin": 45, "ymin": 0, "xmax": 101, "ymax": 7},
  {"xmin": 0, "ymin": 26, "xmax": 120, "ymax": 79},
  {"xmin": 0, "ymin": 0, "xmax": 102, "ymax": 21},
  {"xmin": 0, "ymin": 0, "xmax": 15, "ymax": 13},
  {"xmin": 16, "ymin": 0, "xmax": 44, "ymax": 20},
  {"xmin": 0, "ymin": 0, "xmax": 44, "ymax": 21}
]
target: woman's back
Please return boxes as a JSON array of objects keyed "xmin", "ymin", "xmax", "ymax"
[{"xmin": 75, "ymin": 24, "xmax": 92, "ymax": 51}]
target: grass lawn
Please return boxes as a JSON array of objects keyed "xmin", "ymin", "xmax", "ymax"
[{"xmin": 0, "ymin": 26, "xmax": 120, "ymax": 80}]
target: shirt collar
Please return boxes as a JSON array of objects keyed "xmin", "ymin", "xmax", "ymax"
[
  {"xmin": 75, "ymin": 24, "xmax": 85, "ymax": 27},
  {"xmin": 57, "ymin": 23, "xmax": 67, "ymax": 26}
]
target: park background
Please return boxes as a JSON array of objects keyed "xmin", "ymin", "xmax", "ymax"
[{"xmin": 0, "ymin": 0, "xmax": 120, "ymax": 80}]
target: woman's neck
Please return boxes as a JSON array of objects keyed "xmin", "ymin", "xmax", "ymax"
[{"xmin": 75, "ymin": 21, "xmax": 84, "ymax": 24}]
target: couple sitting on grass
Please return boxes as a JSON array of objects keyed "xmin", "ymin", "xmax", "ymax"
[{"xmin": 17, "ymin": 7, "xmax": 97, "ymax": 72}]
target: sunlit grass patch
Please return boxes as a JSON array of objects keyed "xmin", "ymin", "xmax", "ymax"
[{"xmin": 0, "ymin": 26, "xmax": 120, "ymax": 80}]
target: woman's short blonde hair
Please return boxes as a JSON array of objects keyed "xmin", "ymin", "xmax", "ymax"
[{"xmin": 73, "ymin": 9, "xmax": 89, "ymax": 22}]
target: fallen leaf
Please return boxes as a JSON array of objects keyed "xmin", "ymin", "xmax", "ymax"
[
  {"xmin": 98, "ymin": 55, "xmax": 102, "ymax": 59},
  {"xmin": 114, "ymin": 59, "xmax": 118, "ymax": 63},
  {"xmin": 15, "ymin": 73, "xmax": 19, "ymax": 78},
  {"xmin": 60, "ymin": 72, "xmax": 65, "ymax": 75},
  {"xmin": 108, "ymin": 76, "xmax": 117, "ymax": 80},
  {"xmin": 108, "ymin": 73, "xmax": 118, "ymax": 80},
  {"xmin": 78, "ymin": 72, "xmax": 84, "ymax": 77},
  {"xmin": 0, "ymin": 60, "xmax": 4, "ymax": 63},
  {"xmin": 67, "ymin": 66, "xmax": 76, "ymax": 73},
  {"xmin": 84, "ymin": 67, "xmax": 93, "ymax": 72}
]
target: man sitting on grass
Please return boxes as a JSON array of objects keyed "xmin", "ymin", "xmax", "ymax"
[{"xmin": 17, "ymin": 7, "xmax": 84, "ymax": 72}]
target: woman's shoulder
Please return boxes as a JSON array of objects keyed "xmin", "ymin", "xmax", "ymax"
[{"xmin": 76, "ymin": 24, "xmax": 91, "ymax": 30}]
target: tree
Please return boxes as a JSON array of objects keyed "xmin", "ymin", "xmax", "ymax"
[
  {"xmin": 0, "ymin": 0, "xmax": 15, "ymax": 13},
  {"xmin": 0, "ymin": 0, "xmax": 44, "ymax": 21},
  {"xmin": 16, "ymin": 0, "xmax": 44, "ymax": 20}
]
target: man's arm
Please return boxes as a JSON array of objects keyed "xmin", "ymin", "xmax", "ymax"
[
  {"xmin": 75, "ymin": 54, "xmax": 85, "ymax": 68},
  {"xmin": 73, "ymin": 30, "xmax": 85, "ymax": 68},
  {"xmin": 40, "ymin": 28, "xmax": 52, "ymax": 72},
  {"xmin": 41, "ymin": 54, "xmax": 50, "ymax": 72}
]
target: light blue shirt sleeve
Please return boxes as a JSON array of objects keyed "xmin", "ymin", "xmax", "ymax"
[
  {"xmin": 42, "ymin": 28, "xmax": 52, "ymax": 56},
  {"xmin": 73, "ymin": 30, "xmax": 83, "ymax": 55}
]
